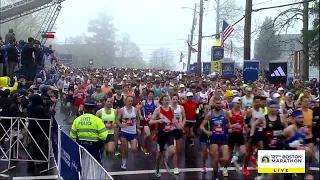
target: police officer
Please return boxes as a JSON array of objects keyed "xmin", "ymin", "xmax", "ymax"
[{"xmin": 70, "ymin": 101, "xmax": 108, "ymax": 164}]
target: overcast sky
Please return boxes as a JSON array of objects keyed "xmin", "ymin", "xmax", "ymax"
[{"xmin": 55, "ymin": 0, "xmax": 302, "ymax": 70}]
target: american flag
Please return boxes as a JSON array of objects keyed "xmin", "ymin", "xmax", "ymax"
[
  {"xmin": 187, "ymin": 42, "xmax": 198, "ymax": 53},
  {"xmin": 222, "ymin": 20, "xmax": 234, "ymax": 47}
]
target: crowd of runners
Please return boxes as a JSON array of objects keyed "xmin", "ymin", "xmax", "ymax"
[{"xmin": 59, "ymin": 67, "xmax": 319, "ymax": 180}]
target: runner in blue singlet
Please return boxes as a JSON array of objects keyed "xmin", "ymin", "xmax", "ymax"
[{"xmin": 200, "ymin": 96, "xmax": 229, "ymax": 179}]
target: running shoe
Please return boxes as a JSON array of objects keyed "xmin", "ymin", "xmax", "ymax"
[
  {"xmin": 254, "ymin": 174, "xmax": 264, "ymax": 180},
  {"xmin": 173, "ymin": 168, "xmax": 179, "ymax": 175},
  {"xmin": 222, "ymin": 167, "xmax": 228, "ymax": 177},
  {"xmin": 202, "ymin": 167, "xmax": 206, "ymax": 173},
  {"xmin": 121, "ymin": 163, "xmax": 126, "ymax": 170},
  {"xmin": 242, "ymin": 165, "xmax": 250, "ymax": 176},
  {"xmin": 141, "ymin": 147, "xmax": 149, "ymax": 155},
  {"xmin": 155, "ymin": 168, "xmax": 161, "ymax": 178},
  {"xmin": 250, "ymin": 155, "xmax": 258, "ymax": 169},
  {"xmin": 164, "ymin": 161, "xmax": 173, "ymax": 172}
]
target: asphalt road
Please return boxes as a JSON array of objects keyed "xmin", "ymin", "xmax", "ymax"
[{"xmin": 2, "ymin": 102, "xmax": 318, "ymax": 180}]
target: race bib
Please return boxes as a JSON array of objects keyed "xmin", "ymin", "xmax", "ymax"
[
  {"xmin": 125, "ymin": 118, "xmax": 135, "ymax": 126},
  {"xmin": 163, "ymin": 124, "xmax": 174, "ymax": 132},
  {"xmin": 105, "ymin": 121, "xmax": 113, "ymax": 129},
  {"xmin": 273, "ymin": 130, "xmax": 282, "ymax": 136},
  {"xmin": 268, "ymin": 137, "xmax": 277, "ymax": 147},
  {"xmin": 232, "ymin": 122, "xmax": 242, "ymax": 132},
  {"xmin": 96, "ymin": 101, "xmax": 103, "ymax": 106},
  {"xmin": 213, "ymin": 126, "xmax": 224, "ymax": 134}
]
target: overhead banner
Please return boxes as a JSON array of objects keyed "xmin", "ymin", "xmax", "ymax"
[
  {"xmin": 0, "ymin": 0, "xmax": 53, "ymax": 22},
  {"xmin": 243, "ymin": 60, "xmax": 259, "ymax": 83},
  {"xmin": 60, "ymin": 131, "xmax": 81, "ymax": 180},
  {"xmin": 202, "ymin": 62, "xmax": 211, "ymax": 75},
  {"xmin": 189, "ymin": 62, "xmax": 197, "ymax": 74},
  {"xmin": 268, "ymin": 61, "xmax": 288, "ymax": 84},
  {"xmin": 222, "ymin": 61, "xmax": 235, "ymax": 80},
  {"xmin": 211, "ymin": 46, "xmax": 224, "ymax": 74}
]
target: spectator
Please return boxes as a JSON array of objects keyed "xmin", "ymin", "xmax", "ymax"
[
  {"xmin": 0, "ymin": 41, "xmax": 5, "ymax": 76},
  {"xmin": 27, "ymin": 94, "xmax": 50, "ymax": 173},
  {"xmin": 21, "ymin": 37, "xmax": 34, "ymax": 81},
  {"xmin": 5, "ymin": 29, "xmax": 16, "ymax": 44},
  {"xmin": 9, "ymin": 93, "xmax": 24, "ymax": 118},
  {"xmin": 0, "ymin": 89, "xmax": 12, "ymax": 149},
  {"xmin": 7, "ymin": 40, "xmax": 19, "ymax": 78}
]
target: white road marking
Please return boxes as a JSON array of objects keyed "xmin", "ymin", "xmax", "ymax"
[
  {"xmin": 12, "ymin": 175, "xmax": 59, "ymax": 180},
  {"xmin": 108, "ymin": 167, "xmax": 320, "ymax": 176}
]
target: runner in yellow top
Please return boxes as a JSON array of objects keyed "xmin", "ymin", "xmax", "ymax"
[
  {"xmin": 96, "ymin": 97, "xmax": 117, "ymax": 158},
  {"xmin": 298, "ymin": 95, "xmax": 315, "ymax": 166}
]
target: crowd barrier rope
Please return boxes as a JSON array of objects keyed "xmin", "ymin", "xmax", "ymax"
[{"xmin": 51, "ymin": 116, "xmax": 113, "ymax": 180}]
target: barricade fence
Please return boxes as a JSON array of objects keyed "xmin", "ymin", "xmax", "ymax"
[
  {"xmin": 51, "ymin": 116, "xmax": 113, "ymax": 180},
  {"xmin": 0, "ymin": 117, "xmax": 52, "ymax": 176},
  {"xmin": 0, "ymin": 116, "xmax": 113, "ymax": 180}
]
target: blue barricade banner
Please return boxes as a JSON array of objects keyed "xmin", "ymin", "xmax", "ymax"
[
  {"xmin": 51, "ymin": 117, "xmax": 59, "ymax": 164},
  {"xmin": 60, "ymin": 131, "xmax": 81, "ymax": 180},
  {"xmin": 243, "ymin": 60, "xmax": 259, "ymax": 83},
  {"xmin": 202, "ymin": 62, "xmax": 211, "ymax": 75},
  {"xmin": 222, "ymin": 61, "xmax": 235, "ymax": 80}
]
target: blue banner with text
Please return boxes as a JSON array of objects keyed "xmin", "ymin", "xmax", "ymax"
[
  {"xmin": 222, "ymin": 62, "xmax": 235, "ymax": 80},
  {"xmin": 243, "ymin": 60, "xmax": 259, "ymax": 83},
  {"xmin": 189, "ymin": 62, "xmax": 197, "ymax": 74},
  {"xmin": 60, "ymin": 131, "xmax": 81, "ymax": 180},
  {"xmin": 202, "ymin": 62, "xmax": 211, "ymax": 75}
]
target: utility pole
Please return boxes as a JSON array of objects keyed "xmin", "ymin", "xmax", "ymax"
[
  {"xmin": 302, "ymin": 0, "xmax": 309, "ymax": 81},
  {"xmin": 197, "ymin": 0, "xmax": 204, "ymax": 75},
  {"xmin": 215, "ymin": 0, "xmax": 220, "ymax": 39},
  {"xmin": 187, "ymin": 3, "xmax": 197, "ymax": 72},
  {"xmin": 243, "ymin": 0, "xmax": 252, "ymax": 60}
]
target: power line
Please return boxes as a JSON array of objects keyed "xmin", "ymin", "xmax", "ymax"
[{"xmin": 202, "ymin": 0, "xmax": 315, "ymax": 38}]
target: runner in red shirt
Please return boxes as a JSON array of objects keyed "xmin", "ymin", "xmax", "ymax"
[
  {"xmin": 74, "ymin": 87, "xmax": 86, "ymax": 115},
  {"xmin": 182, "ymin": 92, "xmax": 198, "ymax": 147}
]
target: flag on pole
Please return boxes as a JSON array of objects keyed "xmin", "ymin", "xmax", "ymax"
[
  {"xmin": 180, "ymin": 52, "xmax": 185, "ymax": 62},
  {"xmin": 188, "ymin": 42, "xmax": 198, "ymax": 53},
  {"xmin": 222, "ymin": 20, "xmax": 234, "ymax": 47}
]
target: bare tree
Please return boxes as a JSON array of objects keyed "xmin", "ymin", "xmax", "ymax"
[
  {"xmin": 116, "ymin": 33, "xmax": 147, "ymax": 68},
  {"xmin": 149, "ymin": 48, "xmax": 175, "ymax": 70}
]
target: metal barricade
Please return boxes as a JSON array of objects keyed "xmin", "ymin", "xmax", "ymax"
[
  {"xmin": 80, "ymin": 146, "xmax": 113, "ymax": 180},
  {"xmin": 0, "ymin": 117, "xmax": 52, "ymax": 175}
]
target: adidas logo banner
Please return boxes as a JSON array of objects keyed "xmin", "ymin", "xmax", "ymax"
[{"xmin": 268, "ymin": 62, "xmax": 288, "ymax": 84}]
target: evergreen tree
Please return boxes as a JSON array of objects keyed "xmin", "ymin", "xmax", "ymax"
[{"xmin": 254, "ymin": 17, "xmax": 281, "ymax": 68}]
